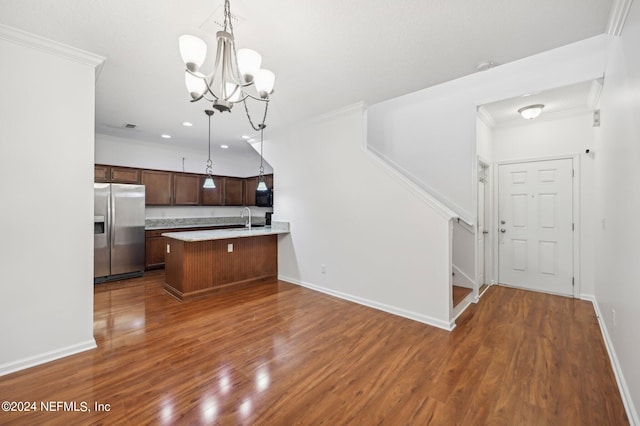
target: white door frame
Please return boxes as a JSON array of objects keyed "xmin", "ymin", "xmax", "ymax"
[
  {"xmin": 477, "ymin": 157, "xmax": 493, "ymax": 289},
  {"xmin": 492, "ymin": 153, "xmax": 581, "ymax": 297}
]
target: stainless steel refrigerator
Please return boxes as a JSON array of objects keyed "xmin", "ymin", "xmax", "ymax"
[{"xmin": 94, "ymin": 183, "xmax": 145, "ymax": 283}]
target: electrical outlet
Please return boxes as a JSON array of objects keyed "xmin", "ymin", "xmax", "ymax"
[
  {"xmin": 228, "ymin": 243, "xmax": 233, "ymax": 253},
  {"xmin": 612, "ymin": 309, "xmax": 616, "ymax": 327},
  {"xmin": 321, "ymin": 264, "xmax": 326, "ymax": 274},
  {"xmin": 166, "ymin": 244, "xmax": 170, "ymax": 254}
]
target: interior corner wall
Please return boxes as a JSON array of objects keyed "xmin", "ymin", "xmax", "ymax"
[
  {"xmin": 267, "ymin": 104, "xmax": 452, "ymax": 329},
  {"xmin": 0, "ymin": 34, "xmax": 98, "ymax": 374},
  {"xmin": 594, "ymin": 1, "xmax": 640, "ymax": 422},
  {"xmin": 367, "ymin": 35, "xmax": 608, "ymax": 222},
  {"xmin": 492, "ymin": 113, "xmax": 597, "ymax": 296}
]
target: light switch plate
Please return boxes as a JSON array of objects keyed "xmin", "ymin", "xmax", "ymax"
[
  {"xmin": 166, "ymin": 244, "xmax": 170, "ymax": 254},
  {"xmin": 228, "ymin": 243, "xmax": 233, "ymax": 253}
]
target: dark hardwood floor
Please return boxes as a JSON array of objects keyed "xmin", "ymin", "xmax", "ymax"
[
  {"xmin": 0, "ymin": 271, "xmax": 628, "ymax": 425},
  {"xmin": 452, "ymin": 285, "xmax": 472, "ymax": 307}
]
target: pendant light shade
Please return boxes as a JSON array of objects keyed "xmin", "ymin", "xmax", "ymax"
[
  {"xmin": 257, "ymin": 179, "xmax": 268, "ymax": 191},
  {"xmin": 203, "ymin": 176, "xmax": 215, "ymax": 188},
  {"xmin": 256, "ymin": 124, "xmax": 269, "ymax": 191},
  {"xmin": 203, "ymin": 110, "xmax": 216, "ymax": 189}
]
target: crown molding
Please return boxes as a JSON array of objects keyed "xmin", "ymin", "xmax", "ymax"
[
  {"xmin": 607, "ymin": 0, "xmax": 634, "ymax": 36},
  {"xmin": 0, "ymin": 24, "xmax": 105, "ymax": 78},
  {"xmin": 587, "ymin": 78, "xmax": 604, "ymax": 110},
  {"xmin": 476, "ymin": 106, "xmax": 496, "ymax": 128}
]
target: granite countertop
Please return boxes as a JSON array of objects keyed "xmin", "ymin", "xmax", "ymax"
[
  {"xmin": 145, "ymin": 216, "xmax": 266, "ymax": 230},
  {"xmin": 162, "ymin": 222, "xmax": 289, "ymax": 242}
]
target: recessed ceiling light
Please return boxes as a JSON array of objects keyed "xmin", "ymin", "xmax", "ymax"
[
  {"xmin": 182, "ymin": 122, "xmax": 193, "ymax": 127},
  {"xmin": 161, "ymin": 134, "xmax": 171, "ymax": 139},
  {"xmin": 241, "ymin": 135, "xmax": 250, "ymax": 140},
  {"xmin": 220, "ymin": 144, "xmax": 229, "ymax": 149}
]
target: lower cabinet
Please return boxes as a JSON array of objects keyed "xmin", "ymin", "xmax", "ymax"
[{"xmin": 145, "ymin": 230, "xmax": 168, "ymax": 270}]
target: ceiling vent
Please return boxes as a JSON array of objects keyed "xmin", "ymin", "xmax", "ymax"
[
  {"xmin": 123, "ymin": 123, "xmax": 137, "ymax": 129},
  {"xmin": 200, "ymin": 5, "xmax": 245, "ymax": 34}
]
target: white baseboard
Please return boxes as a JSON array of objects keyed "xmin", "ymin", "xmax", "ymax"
[
  {"xmin": 0, "ymin": 339, "xmax": 97, "ymax": 377},
  {"xmin": 582, "ymin": 295, "xmax": 639, "ymax": 425},
  {"xmin": 279, "ymin": 275, "xmax": 454, "ymax": 331}
]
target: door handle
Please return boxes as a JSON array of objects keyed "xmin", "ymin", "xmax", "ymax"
[
  {"xmin": 500, "ymin": 228, "xmax": 506, "ymax": 233},
  {"xmin": 483, "ymin": 230, "xmax": 489, "ymax": 234}
]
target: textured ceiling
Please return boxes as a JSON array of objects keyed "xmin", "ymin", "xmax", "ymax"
[{"xmin": 0, "ymin": 0, "xmax": 614, "ymax": 155}]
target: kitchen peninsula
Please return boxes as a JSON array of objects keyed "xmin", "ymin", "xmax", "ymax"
[{"xmin": 162, "ymin": 222, "xmax": 289, "ymax": 300}]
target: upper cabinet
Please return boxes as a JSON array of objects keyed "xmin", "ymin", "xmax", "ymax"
[
  {"xmin": 95, "ymin": 165, "xmax": 141, "ymax": 184},
  {"xmin": 224, "ymin": 177, "xmax": 244, "ymax": 206},
  {"xmin": 201, "ymin": 176, "xmax": 224, "ymax": 206},
  {"xmin": 173, "ymin": 173, "xmax": 201, "ymax": 205},
  {"xmin": 96, "ymin": 164, "xmax": 273, "ymax": 207},
  {"xmin": 142, "ymin": 170, "xmax": 173, "ymax": 205},
  {"xmin": 244, "ymin": 177, "xmax": 258, "ymax": 206}
]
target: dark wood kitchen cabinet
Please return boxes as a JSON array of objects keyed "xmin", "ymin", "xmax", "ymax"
[
  {"xmin": 145, "ymin": 229, "xmax": 167, "ymax": 270},
  {"xmin": 94, "ymin": 164, "xmax": 140, "ymax": 184},
  {"xmin": 244, "ymin": 177, "xmax": 258, "ymax": 206},
  {"xmin": 173, "ymin": 173, "xmax": 201, "ymax": 205},
  {"xmin": 224, "ymin": 177, "xmax": 244, "ymax": 206},
  {"xmin": 96, "ymin": 164, "xmax": 275, "ymax": 206},
  {"xmin": 142, "ymin": 170, "xmax": 173, "ymax": 205},
  {"xmin": 145, "ymin": 224, "xmax": 244, "ymax": 270},
  {"xmin": 201, "ymin": 176, "xmax": 224, "ymax": 206},
  {"xmin": 94, "ymin": 165, "xmax": 110, "ymax": 182}
]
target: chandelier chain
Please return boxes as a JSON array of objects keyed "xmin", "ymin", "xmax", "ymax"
[
  {"xmin": 243, "ymin": 98, "xmax": 269, "ymax": 132},
  {"xmin": 259, "ymin": 126, "xmax": 265, "ymax": 176}
]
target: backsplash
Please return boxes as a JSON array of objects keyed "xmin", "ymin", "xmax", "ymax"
[{"xmin": 146, "ymin": 216, "xmax": 266, "ymax": 230}]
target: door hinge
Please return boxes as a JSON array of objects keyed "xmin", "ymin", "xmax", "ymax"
[
  {"xmin": 572, "ymin": 277, "xmax": 575, "ymax": 286},
  {"xmin": 572, "ymin": 169, "xmax": 575, "ymax": 177},
  {"xmin": 572, "ymin": 223, "xmax": 575, "ymax": 231}
]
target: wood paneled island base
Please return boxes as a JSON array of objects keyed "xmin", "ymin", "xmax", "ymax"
[{"xmin": 164, "ymin": 234, "xmax": 278, "ymax": 300}]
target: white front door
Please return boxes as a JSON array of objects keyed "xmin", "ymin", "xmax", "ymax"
[{"xmin": 498, "ymin": 159, "xmax": 573, "ymax": 296}]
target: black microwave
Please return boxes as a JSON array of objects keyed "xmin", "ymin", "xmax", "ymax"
[{"xmin": 255, "ymin": 189, "xmax": 273, "ymax": 207}]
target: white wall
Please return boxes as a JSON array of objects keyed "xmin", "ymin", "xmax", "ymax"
[
  {"xmin": 0, "ymin": 26, "xmax": 103, "ymax": 374},
  {"xmin": 268, "ymin": 104, "xmax": 453, "ymax": 329},
  {"xmin": 368, "ymin": 35, "xmax": 607, "ymax": 222},
  {"xmin": 476, "ymin": 116, "xmax": 494, "ymax": 161},
  {"xmin": 594, "ymin": 1, "xmax": 640, "ymax": 422},
  {"xmin": 492, "ymin": 112, "xmax": 597, "ymax": 296},
  {"xmin": 95, "ymin": 133, "xmax": 273, "ymax": 177}
]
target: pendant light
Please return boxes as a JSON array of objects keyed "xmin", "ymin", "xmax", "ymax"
[
  {"xmin": 256, "ymin": 124, "xmax": 268, "ymax": 191},
  {"xmin": 203, "ymin": 110, "xmax": 216, "ymax": 189}
]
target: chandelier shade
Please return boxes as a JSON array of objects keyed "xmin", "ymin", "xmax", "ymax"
[
  {"xmin": 179, "ymin": 35, "xmax": 207, "ymax": 72},
  {"xmin": 178, "ymin": 0, "xmax": 275, "ymax": 123}
]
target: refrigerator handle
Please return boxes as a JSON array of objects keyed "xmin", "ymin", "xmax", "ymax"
[{"xmin": 109, "ymin": 188, "xmax": 115, "ymax": 250}]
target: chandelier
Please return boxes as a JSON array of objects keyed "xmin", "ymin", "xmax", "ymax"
[{"xmin": 178, "ymin": 0, "xmax": 274, "ymax": 131}]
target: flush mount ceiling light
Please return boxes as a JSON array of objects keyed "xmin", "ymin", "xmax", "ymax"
[
  {"xmin": 203, "ymin": 110, "xmax": 216, "ymax": 189},
  {"xmin": 518, "ymin": 104, "xmax": 545, "ymax": 120},
  {"xmin": 179, "ymin": 0, "xmax": 274, "ymax": 133}
]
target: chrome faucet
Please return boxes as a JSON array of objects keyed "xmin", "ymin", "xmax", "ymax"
[{"xmin": 241, "ymin": 207, "xmax": 252, "ymax": 230}]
